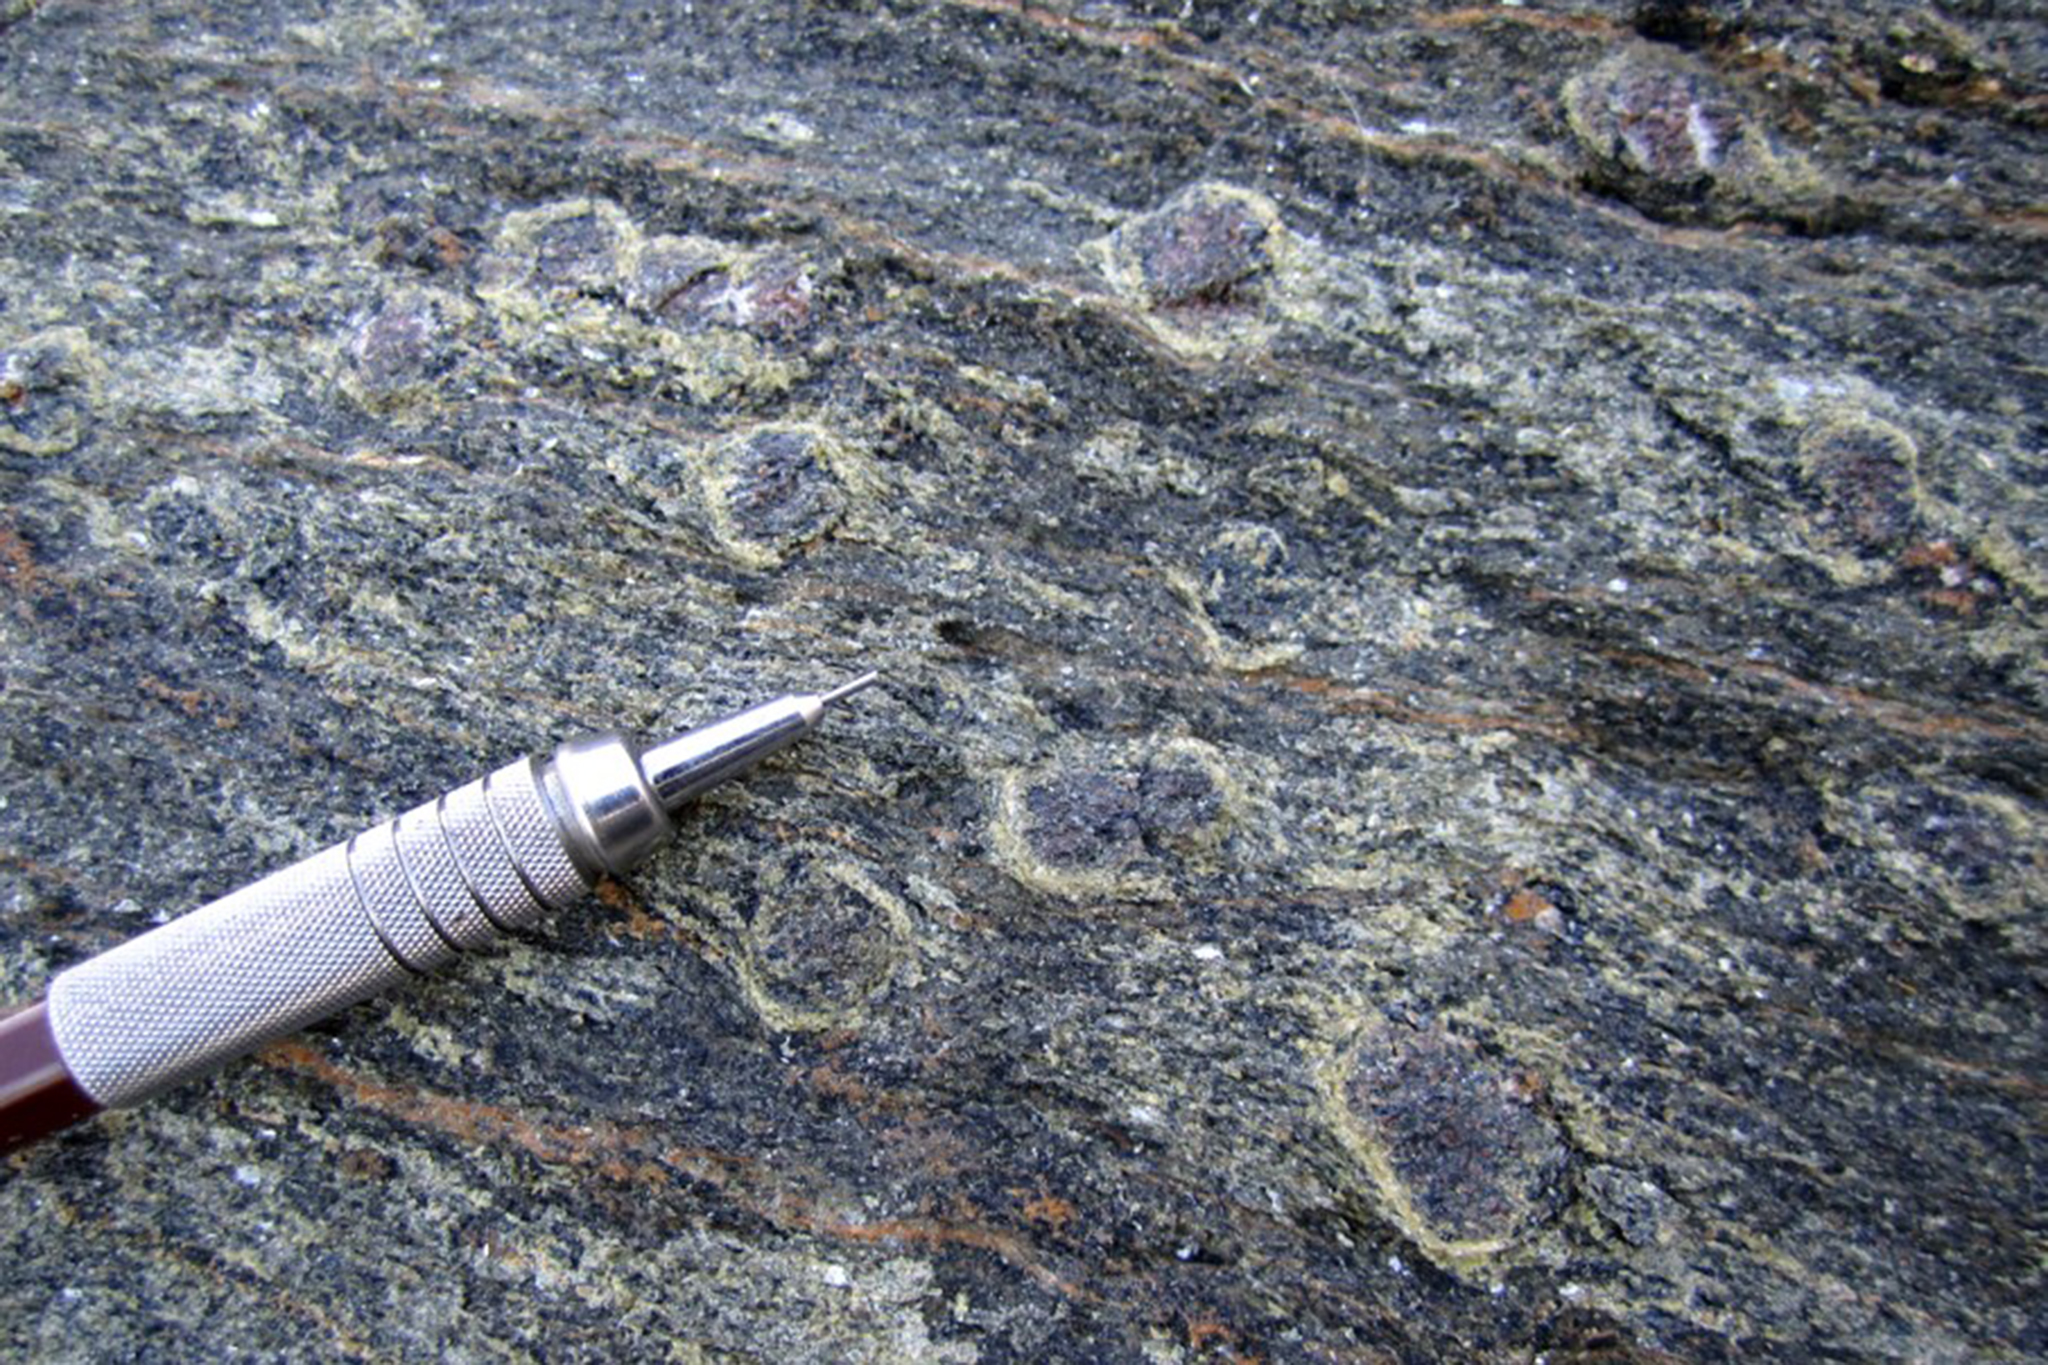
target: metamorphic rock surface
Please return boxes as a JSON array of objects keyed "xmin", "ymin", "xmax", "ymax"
[{"xmin": 2, "ymin": 2, "xmax": 2045, "ymax": 1361}]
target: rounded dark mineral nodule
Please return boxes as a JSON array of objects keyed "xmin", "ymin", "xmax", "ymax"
[
  {"xmin": 1343, "ymin": 1021, "xmax": 1571, "ymax": 1249},
  {"xmin": 1129, "ymin": 192, "xmax": 1274, "ymax": 309},
  {"xmin": 629, "ymin": 238, "xmax": 730, "ymax": 322},
  {"xmin": 1196, "ymin": 523, "xmax": 1303, "ymax": 643},
  {"xmin": 348, "ymin": 294, "xmax": 461, "ymax": 393},
  {"xmin": 1564, "ymin": 50, "xmax": 1755, "ymax": 220},
  {"xmin": 1024, "ymin": 769, "xmax": 1145, "ymax": 869},
  {"xmin": 0, "ymin": 332, "xmax": 92, "ymax": 456},
  {"xmin": 752, "ymin": 874, "xmax": 897, "ymax": 1013},
  {"xmin": 1136, "ymin": 756, "xmax": 1223, "ymax": 854},
  {"xmin": 726, "ymin": 253, "xmax": 814, "ymax": 334},
  {"xmin": 722, "ymin": 429, "xmax": 842, "ymax": 542},
  {"xmin": 1798, "ymin": 418, "xmax": 1922, "ymax": 551},
  {"xmin": 634, "ymin": 242, "xmax": 814, "ymax": 334},
  {"xmin": 529, "ymin": 210, "xmax": 629, "ymax": 294}
]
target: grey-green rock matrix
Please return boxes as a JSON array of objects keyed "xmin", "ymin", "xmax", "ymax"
[{"xmin": 3, "ymin": 2, "xmax": 2044, "ymax": 1360}]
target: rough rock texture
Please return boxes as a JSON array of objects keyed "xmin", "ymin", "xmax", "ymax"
[{"xmin": 2, "ymin": 2, "xmax": 2045, "ymax": 1361}]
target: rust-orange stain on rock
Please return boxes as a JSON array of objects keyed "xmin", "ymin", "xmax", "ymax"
[
  {"xmin": 0, "ymin": 525, "xmax": 43, "ymax": 597},
  {"xmin": 258, "ymin": 1039, "xmax": 1092, "ymax": 1299}
]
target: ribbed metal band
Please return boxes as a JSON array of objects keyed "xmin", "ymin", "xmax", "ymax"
[
  {"xmin": 483, "ymin": 759, "xmax": 582, "ymax": 913},
  {"xmin": 348, "ymin": 820, "xmax": 459, "ymax": 974},
  {"xmin": 46, "ymin": 756, "xmax": 592, "ymax": 1109},
  {"xmin": 439, "ymin": 776, "xmax": 545, "ymax": 932},
  {"xmin": 393, "ymin": 801, "xmax": 502, "ymax": 951}
]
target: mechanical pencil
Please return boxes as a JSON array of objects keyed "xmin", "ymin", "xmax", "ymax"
[{"xmin": 0, "ymin": 674, "xmax": 878, "ymax": 1153}]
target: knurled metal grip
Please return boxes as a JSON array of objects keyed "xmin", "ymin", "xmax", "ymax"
[
  {"xmin": 46, "ymin": 756, "xmax": 594, "ymax": 1109},
  {"xmin": 0, "ymin": 687, "xmax": 864, "ymax": 1152}
]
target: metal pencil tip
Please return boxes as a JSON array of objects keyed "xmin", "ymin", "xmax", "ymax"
[{"xmin": 816, "ymin": 671, "xmax": 881, "ymax": 708}]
